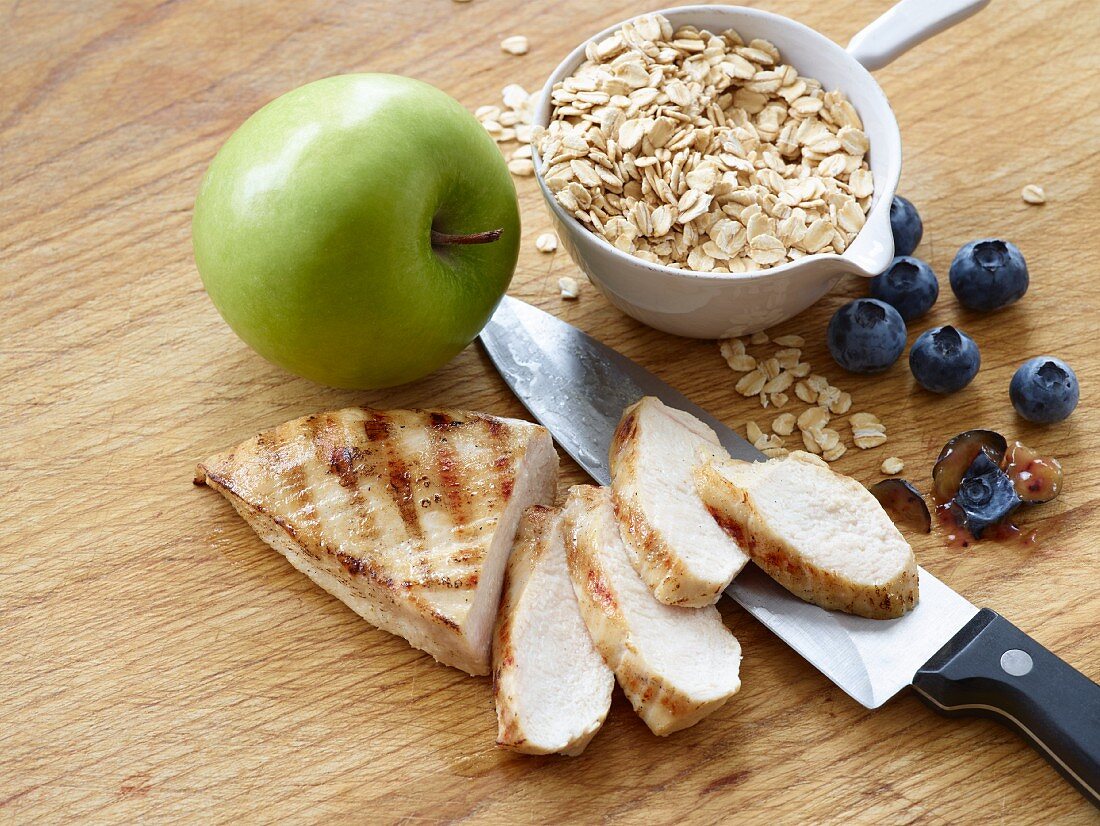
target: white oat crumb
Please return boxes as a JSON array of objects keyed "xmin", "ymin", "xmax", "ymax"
[
  {"xmin": 1021, "ymin": 184, "xmax": 1045, "ymax": 205},
  {"xmin": 535, "ymin": 232, "xmax": 559, "ymax": 253},
  {"xmin": 881, "ymin": 456, "xmax": 905, "ymax": 475},
  {"xmin": 558, "ymin": 276, "xmax": 579, "ymax": 299},
  {"xmin": 500, "ymin": 35, "xmax": 529, "ymax": 55}
]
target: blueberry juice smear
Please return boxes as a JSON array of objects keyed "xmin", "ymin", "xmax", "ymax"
[{"xmin": 936, "ymin": 504, "xmax": 1039, "ymax": 548}]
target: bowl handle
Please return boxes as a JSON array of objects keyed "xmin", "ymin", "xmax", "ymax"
[
  {"xmin": 847, "ymin": 0, "xmax": 991, "ymax": 71},
  {"xmin": 844, "ymin": 202, "xmax": 894, "ymax": 278}
]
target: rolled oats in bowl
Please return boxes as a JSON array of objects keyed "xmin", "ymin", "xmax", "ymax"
[{"xmin": 533, "ymin": 13, "xmax": 874, "ymax": 274}]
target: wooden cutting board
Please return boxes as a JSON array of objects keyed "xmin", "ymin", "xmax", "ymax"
[{"xmin": 3, "ymin": 0, "xmax": 1097, "ymax": 822}]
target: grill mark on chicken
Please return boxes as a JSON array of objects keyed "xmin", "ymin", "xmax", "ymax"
[
  {"xmin": 365, "ymin": 410, "xmax": 422, "ymax": 541},
  {"xmin": 486, "ymin": 418, "xmax": 516, "ymax": 501},
  {"xmin": 613, "ymin": 495, "xmax": 678, "ymax": 581},
  {"xmin": 401, "ymin": 571, "xmax": 480, "ymax": 589},
  {"xmin": 427, "ymin": 412, "xmax": 469, "ymax": 527},
  {"xmin": 362, "ymin": 411, "xmax": 390, "ymax": 442},
  {"xmin": 611, "ymin": 410, "xmax": 637, "ymax": 464}
]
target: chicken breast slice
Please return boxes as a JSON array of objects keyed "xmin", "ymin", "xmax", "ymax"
[
  {"xmin": 195, "ymin": 407, "xmax": 559, "ymax": 675},
  {"xmin": 610, "ymin": 397, "xmax": 750, "ymax": 606},
  {"xmin": 561, "ymin": 485, "xmax": 742, "ymax": 736},
  {"xmin": 493, "ymin": 506, "xmax": 614, "ymax": 756},
  {"xmin": 696, "ymin": 451, "xmax": 919, "ymax": 619}
]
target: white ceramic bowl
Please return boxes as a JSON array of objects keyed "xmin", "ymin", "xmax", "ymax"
[{"xmin": 532, "ymin": 1, "xmax": 988, "ymax": 338}]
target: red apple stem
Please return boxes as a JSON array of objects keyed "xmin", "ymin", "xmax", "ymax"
[{"xmin": 430, "ymin": 228, "xmax": 504, "ymax": 246}]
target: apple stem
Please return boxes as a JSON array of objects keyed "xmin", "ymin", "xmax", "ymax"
[{"xmin": 430, "ymin": 228, "xmax": 504, "ymax": 247}]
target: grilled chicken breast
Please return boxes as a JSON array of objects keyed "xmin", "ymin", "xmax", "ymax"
[
  {"xmin": 561, "ymin": 485, "xmax": 742, "ymax": 736},
  {"xmin": 696, "ymin": 451, "xmax": 919, "ymax": 619},
  {"xmin": 195, "ymin": 407, "xmax": 559, "ymax": 675},
  {"xmin": 492, "ymin": 506, "xmax": 613, "ymax": 755},
  {"xmin": 610, "ymin": 397, "xmax": 749, "ymax": 606}
]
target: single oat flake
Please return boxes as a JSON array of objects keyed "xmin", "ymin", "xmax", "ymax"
[
  {"xmin": 881, "ymin": 456, "xmax": 905, "ymax": 475},
  {"xmin": 558, "ymin": 276, "xmax": 580, "ymax": 299},
  {"xmin": 501, "ymin": 35, "xmax": 529, "ymax": 55},
  {"xmin": 536, "ymin": 232, "xmax": 559, "ymax": 253},
  {"xmin": 1021, "ymin": 184, "xmax": 1046, "ymax": 205}
]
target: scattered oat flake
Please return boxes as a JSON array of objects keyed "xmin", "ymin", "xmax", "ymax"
[
  {"xmin": 790, "ymin": 362, "xmax": 811, "ymax": 378},
  {"xmin": 750, "ymin": 331, "xmax": 770, "ymax": 345},
  {"xmin": 558, "ymin": 276, "xmax": 579, "ymax": 299},
  {"xmin": 797, "ymin": 406, "xmax": 829, "ymax": 432},
  {"xmin": 536, "ymin": 232, "xmax": 559, "ymax": 253},
  {"xmin": 507, "ymin": 158, "xmax": 535, "ymax": 177},
  {"xmin": 829, "ymin": 391, "xmax": 852, "ymax": 415},
  {"xmin": 736, "ymin": 369, "xmax": 766, "ymax": 396},
  {"xmin": 746, "ymin": 421, "xmax": 764, "ymax": 444},
  {"xmin": 501, "ymin": 35, "xmax": 529, "ymax": 55},
  {"xmin": 853, "ymin": 429, "xmax": 888, "ymax": 449},
  {"xmin": 773, "ymin": 334, "xmax": 805, "ymax": 347},
  {"xmin": 881, "ymin": 456, "xmax": 905, "ymax": 475},
  {"xmin": 794, "ymin": 380, "xmax": 817, "ymax": 404},
  {"xmin": 772, "ymin": 413, "xmax": 795, "ymax": 436},
  {"xmin": 849, "ymin": 412, "xmax": 883, "ymax": 428},
  {"xmin": 1021, "ymin": 184, "xmax": 1045, "ymax": 205},
  {"xmin": 801, "ymin": 430, "xmax": 822, "ymax": 454}
]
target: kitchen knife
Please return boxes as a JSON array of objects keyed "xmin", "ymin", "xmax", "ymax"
[{"xmin": 480, "ymin": 296, "xmax": 1100, "ymax": 805}]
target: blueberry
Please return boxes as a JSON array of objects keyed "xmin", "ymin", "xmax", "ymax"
[
  {"xmin": 869, "ymin": 256, "xmax": 939, "ymax": 320},
  {"xmin": 1009, "ymin": 356, "xmax": 1079, "ymax": 423},
  {"xmin": 889, "ymin": 196, "xmax": 923, "ymax": 257},
  {"xmin": 949, "ymin": 239, "xmax": 1029, "ymax": 312},
  {"xmin": 827, "ymin": 298, "xmax": 907, "ymax": 374},
  {"xmin": 951, "ymin": 452, "xmax": 1022, "ymax": 538},
  {"xmin": 908, "ymin": 325, "xmax": 980, "ymax": 394}
]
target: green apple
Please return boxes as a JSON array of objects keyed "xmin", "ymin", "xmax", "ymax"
[{"xmin": 192, "ymin": 73, "xmax": 520, "ymax": 389}]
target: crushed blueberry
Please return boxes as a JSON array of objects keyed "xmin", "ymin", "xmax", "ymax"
[
  {"xmin": 827, "ymin": 298, "xmax": 907, "ymax": 374},
  {"xmin": 889, "ymin": 196, "xmax": 923, "ymax": 257},
  {"xmin": 908, "ymin": 325, "xmax": 980, "ymax": 394},
  {"xmin": 869, "ymin": 479, "xmax": 931, "ymax": 533},
  {"xmin": 932, "ymin": 429, "xmax": 1008, "ymax": 504},
  {"xmin": 1009, "ymin": 356, "xmax": 1079, "ymax": 423},
  {"xmin": 869, "ymin": 256, "xmax": 939, "ymax": 320},
  {"xmin": 931, "ymin": 430, "xmax": 1061, "ymax": 545},
  {"xmin": 949, "ymin": 452, "xmax": 1023, "ymax": 538},
  {"xmin": 949, "ymin": 239, "xmax": 1029, "ymax": 312}
]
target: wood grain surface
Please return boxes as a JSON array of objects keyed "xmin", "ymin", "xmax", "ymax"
[{"xmin": 3, "ymin": 1, "xmax": 1098, "ymax": 823}]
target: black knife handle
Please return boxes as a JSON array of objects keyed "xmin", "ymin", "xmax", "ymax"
[{"xmin": 912, "ymin": 608, "xmax": 1100, "ymax": 806}]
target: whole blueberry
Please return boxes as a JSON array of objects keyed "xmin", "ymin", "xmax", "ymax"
[
  {"xmin": 890, "ymin": 196, "xmax": 923, "ymax": 257},
  {"xmin": 870, "ymin": 256, "xmax": 939, "ymax": 320},
  {"xmin": 1009, "ymin": 356, "xmax": 1079, "ymax": 423},
  {"xmin": 951, "ymin": 452, "xmax": 1022, "ymax": 538},
  {"xmin": 827, "ymin": 298, "xmax": 907, "ymax": 374},
  {"xmin": 949, "ymin": 239, "xmax": 1029, "ymax": 312},
  {"xmin": 909, "ymin": 326, "xmax": 980, "ymax": 394}
]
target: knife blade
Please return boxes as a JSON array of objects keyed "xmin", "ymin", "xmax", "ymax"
[{"xmin": 480, "ymin": 296, "xmax": 1099, "ymax": 803}]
